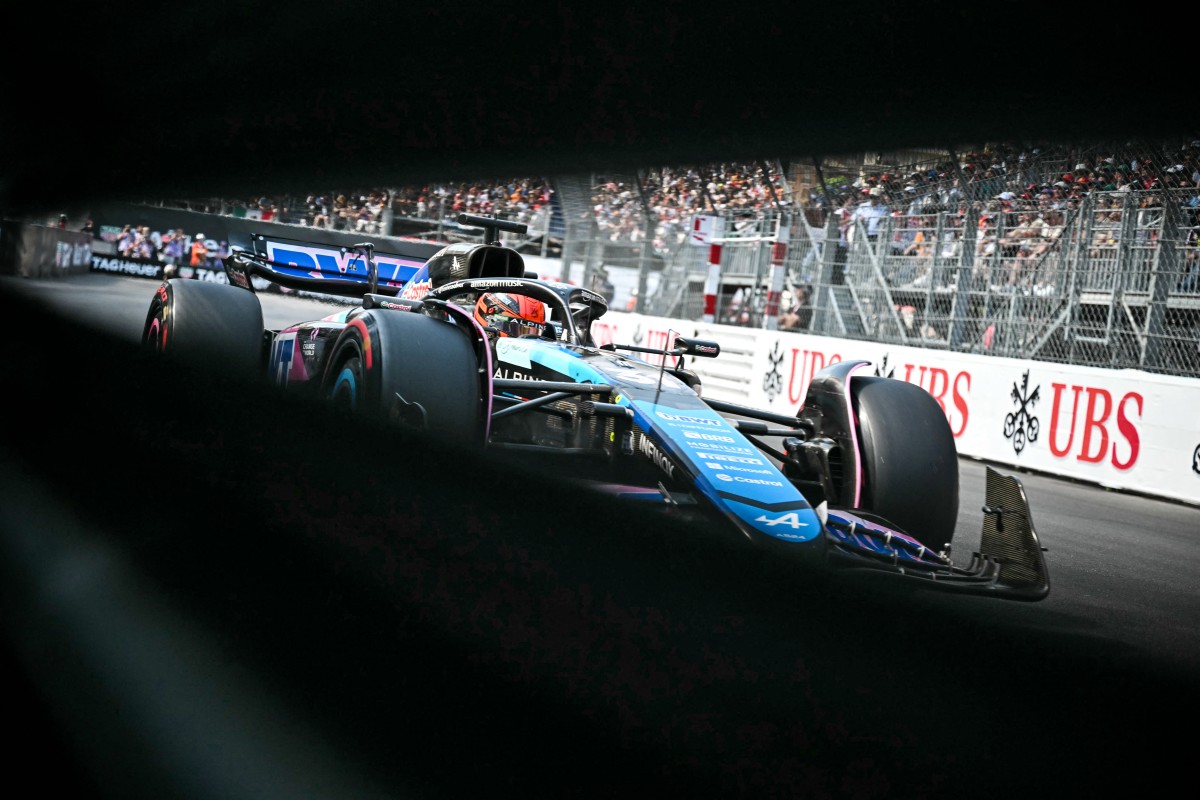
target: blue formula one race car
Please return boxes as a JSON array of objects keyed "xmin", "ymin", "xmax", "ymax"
[{"xmin": 143, "ymin": 214, "xmax": 1049, "ymax": 601}]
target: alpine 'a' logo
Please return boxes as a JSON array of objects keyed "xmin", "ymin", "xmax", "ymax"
[{"xmin": 755, "ymin": 512, "xmax": 808, "ymax": 529}]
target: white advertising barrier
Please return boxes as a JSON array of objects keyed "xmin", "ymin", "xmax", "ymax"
[{"xmin": 592, "ymin": 311, "xmax": 1200, "ymax": 507}]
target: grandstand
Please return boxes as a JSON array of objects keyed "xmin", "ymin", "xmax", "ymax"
[{"xmin": 136, "ymin": 137, "xmax": 1199, "ymax": 378}]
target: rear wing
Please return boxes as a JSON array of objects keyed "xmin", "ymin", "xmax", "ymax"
[
  {"xmin": 224, "ymin": 232, "xmax": 438, "ymax": 298},
  {"xmin": 226, "ymin": 218, "xmax": 531, "ymax": 301}
]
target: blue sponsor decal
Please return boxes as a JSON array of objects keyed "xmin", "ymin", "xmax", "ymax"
[
  {"xmin": 655, "ymin": 410, "xmax": 724, "ymax": 427},
  {"xmin": 269, "ymin": 335, "xmax": 296, "ymax": 386},
  {"xmin": 722, "ymin": 499, "xmax": 822, "ymax": 542},
  {"xmin": 629, "ymin": 400, "xmax": 818, "ymax": 539},
  {"xmin": 693, "ymin": 451, "xmax": 765, "ymax": 466},
  {"xmin": 523, "ymin": 341, "xmax": 590, "ymax": 379},
  {"xmin": 266, "ymin": 242, "xmax": 421, "ymax": 285},
  {"xmin": 702, "ymin": 461, "xmax": 774, "ymax": 475},
  {"xmin": 682, "ymin": 430, "xmax": 736, "ymax": 443},
  {"xmin": 685, "ymin": 440, "xmax": 759, "ymax": 454}
]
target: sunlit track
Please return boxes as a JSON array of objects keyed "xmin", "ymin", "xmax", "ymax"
[{"xmin": 6, "ymin": 270, "xmax": 1197, "ymax": 672}]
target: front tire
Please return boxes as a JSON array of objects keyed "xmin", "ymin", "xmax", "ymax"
[{"xmin": 851, "ymin": 376, "xmax": 959, "ymax": 551}]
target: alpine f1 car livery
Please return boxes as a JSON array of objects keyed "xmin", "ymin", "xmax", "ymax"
[{"xmin": 143, "ymin": 214, "xmax": 1049, "ymax": 601}]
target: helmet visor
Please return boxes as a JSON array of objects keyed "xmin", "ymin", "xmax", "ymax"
[{"xmin": 484, "ymin": 313, "xmax": 544, "ymax": 338}]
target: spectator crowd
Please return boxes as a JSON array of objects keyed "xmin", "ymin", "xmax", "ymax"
[
  {"xmin": 89, "ymin": 138, "xmax": 1199, "ymax": 326},
  {"xmin": 72, "ymin": 138, "xmax": 1200, "ymax": 249},
  {"xmin": 198, "ymin": 178, "xmax": 559, "ymax": 235}
]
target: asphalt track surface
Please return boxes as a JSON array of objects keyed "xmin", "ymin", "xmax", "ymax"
[{"xmin": 2, "ymin": 271, "xmax": 1199, "ymax": 798}]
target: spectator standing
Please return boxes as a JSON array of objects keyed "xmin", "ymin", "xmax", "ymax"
[
  {"xmin": 116, "ymin": 224, "xmax": 136, "ymax": 256},
  {"xmin": 132, "ymin": 228, "xmax": 155, "ymax": 259},
  {"xmin": 898, "ymin": 216, "xmax": 935, "ymax": 287},
  {"xmin": 832, "ymin": 203, "xmax": 853, "ymax": 284},
  {"xmin": 796, "ymin": 210, "xmax": 824, "ymax": 268},
  {"xmin": 189, "ymin": 233, "xmax": 209, "ymax": 268},
  {"xmin": 161, "ymin": 230, "xmax": 185, "ymax": 274},
  {"xmin": 1031, "ymin": 210, "xmax": 1066, "ymax": 293},
  {"xmin": 778, "ymin": 284, "xmax": 813, "ymax": 331},
  {"xmin": 851, "ymin": 187, "xmax": 888, "ymax": 245},
  {"xmin": 974, "ymin": 215, "xmax": 999, "ymax": 288},
  {"xmin": 1180, "ymin": 222, "xmax": 1199, "ymax": 292}
]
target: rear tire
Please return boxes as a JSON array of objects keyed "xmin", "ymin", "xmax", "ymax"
[
  {"xmin": 142, "ymin": 279, "xmax": 264, "ymax": 376},
  {"xmin": 322, "ymin": 310, "xmax": 486, "ymax": 450},
  {"xmin": 851, "ymin": 376, "xmax": 959, "ymax": 551}
]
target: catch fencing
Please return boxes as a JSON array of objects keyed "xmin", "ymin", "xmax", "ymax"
[{"xmin": 573, "ymin": 189, "xmax": 1199, "ymax": 379}]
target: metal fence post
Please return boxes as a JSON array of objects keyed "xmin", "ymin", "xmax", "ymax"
[
  {"xmin": 815, "ymin": 212, "xmax": 839, "ymax": 334},
  {"xmin": 947, "ymin": 208, "xmax": 978, "ymax": 350},
  {"xmin": 1144, "ymin": 195, "xmax": 1179, "ymax": 370}
]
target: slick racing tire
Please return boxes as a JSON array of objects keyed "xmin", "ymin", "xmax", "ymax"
[
  {"xmin": 142, "ymin": 279, "xmax": 265, "ymax": 376},
  {"xmin": 851, "ymin": 376, "xmax": 959, "ymax": 551},
  {"xmin": 322, "ymin": 309, "xmax": 486, "ymax": 450}
]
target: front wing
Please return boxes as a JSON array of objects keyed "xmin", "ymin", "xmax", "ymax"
[{"xmin": 824, "ymin": 467, "xmax": 1049, "ymax": 601}]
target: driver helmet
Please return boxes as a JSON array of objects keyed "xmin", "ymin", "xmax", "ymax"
[{"xmin": 474, "ymin": 291, "xmax": 546, "ymax": 338}]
